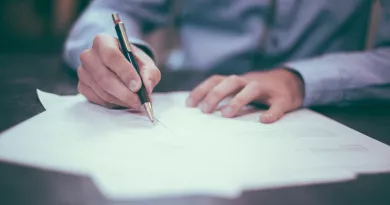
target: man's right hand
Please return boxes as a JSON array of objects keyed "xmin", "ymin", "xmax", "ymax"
[{"xmin": 77, "ymin": 34, "xmax": 161, "ymax": 109}]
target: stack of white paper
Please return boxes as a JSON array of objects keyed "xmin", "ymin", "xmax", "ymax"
[{"xmin": 0, "ymin": 90, "xmax": 389, "ymax": 200}]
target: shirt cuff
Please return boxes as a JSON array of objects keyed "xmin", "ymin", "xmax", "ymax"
[{"xmin": 285, "ymin": 59, "xmax": 344, "ymax": 107}]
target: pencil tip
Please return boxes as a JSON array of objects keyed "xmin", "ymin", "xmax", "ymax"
[{"xmin": 143, "ymin": 102, "xmax": 155, "ymax": 125}]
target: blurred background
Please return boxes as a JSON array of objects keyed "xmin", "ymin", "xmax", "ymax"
[
  {"xmin": 0, "ymin": 0, "xmax": 88, "ymax": 53},
  {"xmin": 0, "ymin": 0, "xmax": 178, "ymax": 67},
  {"xmin": 0, "ymin": 0, "xmax": 382, "ymax": 68}
]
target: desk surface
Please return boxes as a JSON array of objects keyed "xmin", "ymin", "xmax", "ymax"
[{"xmin": 0, "ymin": 54, "xmax": 389, "ymax": 205}]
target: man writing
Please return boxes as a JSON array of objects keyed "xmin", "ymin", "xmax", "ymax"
[{"xmin": 64, "ymin": 0, "xmax": 390, "ymax": 123}]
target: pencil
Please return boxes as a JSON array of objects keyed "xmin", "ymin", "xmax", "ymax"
[{"xmin": 112, "ymin": 13, "xmax": 155, "ymax": 124}]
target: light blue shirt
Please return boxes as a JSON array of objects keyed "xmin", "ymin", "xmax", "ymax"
[{"xmin": 64, "ymin": 0, "xmax": 390, "ymax": 107}]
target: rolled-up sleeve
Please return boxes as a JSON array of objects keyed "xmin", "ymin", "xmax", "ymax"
[
  {"xmin": 285, "ymin": 0, "xmax": 390, "ymax": 107},
  {"xmin": 63, "ymin": 0, "xmax": 171, "ymax": 70}
]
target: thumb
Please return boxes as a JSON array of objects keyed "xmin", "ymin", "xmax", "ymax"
[{"xmin": 260, "ymin": 99, "xmax": 287, "ymax": 124}]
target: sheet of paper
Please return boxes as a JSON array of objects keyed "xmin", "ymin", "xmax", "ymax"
[
  {"xmin": 37, "ymin": 89, "xmax": 82, "ymax": 110},
  {"xmin": 0, "ymin": 90, "xmax": 389, "ymax": 200}
]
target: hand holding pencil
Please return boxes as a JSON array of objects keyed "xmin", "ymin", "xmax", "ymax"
[{"xmin": 76, "ymin": 15, "xmax": 161, "ymax": 122}]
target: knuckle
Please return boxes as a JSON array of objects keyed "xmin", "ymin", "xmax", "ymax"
[
  {"xmin": 231, "ymin": 96, "xmax": 246, "ymax": 107},
  {"xmin": 139, "ymin": 66, "xmax": 147, "ymax": 78},
  {"xmin": 248, "ymin": 81, "xmax": 261, "ymax": 88},
  {"xmin": 116, "ymin": 64, "xmax": 132, "ymax": 81},
  {"xmin": 148, "ymin": 67, "xmax": 161, "ymax": 84},
  {"xmin": 191, "ymin": 87, "xmax": 206, "ymax": 99},
  {"xmin": 210, "ymin": 89, "xmax": 223, "ymax": 99},
  {"xmin": 236, "ymin": 96, "xmax": 247, "ymax": 104},
  {"xmin": 120, "ymin": 71, "xmax": 133, "ymax": 86},
  {"xmin": 191, "ymin": 79, "xmax": 215, "ymax": 99},
  {"xmin": 93, "ymin": 34, "xmax": 107, "ymax": 46},
  {"xmin": 77, "ymin": 82, "xmax": 84, "ymax": 94},
  {"xmin": 77, "ymin": 66, "xmax": 83, "ymax": 78},
  {"xmin": 101, "ymin": 48, "xmax": 120, "ymax": 66},
  {"xmin": 227, "ymin": 75, "xmax": 241, "ymax": 83},
  {"xmin": 248, "ymin": 82, "xmax": 262, "ymax": 97},
  {"xmin": 153, "ymin": 67, "xmax": 162, "ymax": 82},
  {"xmin": 77, "ymin": 67, "xmax": 88, "ymax": 81},
  {"xmin": 79, "ymin": 49, "xmax": 91, "ymax": 64},
  {"xmin": 210, "ymin": 74, "xmax": 223, "ymax": 82}
]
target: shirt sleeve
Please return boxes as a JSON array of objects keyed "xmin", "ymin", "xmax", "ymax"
[
  {"xmin": 63, "ymin": 0, "xmax": 171, "ymax": 70},
  {"xmin": 285, "ymin": 0, "xmax": 390, "ymax": 107}
]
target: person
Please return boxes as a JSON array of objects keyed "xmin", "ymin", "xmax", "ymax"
[{"xmin": 64, "ymin": 0, "xmax": 390, "ymax": 124}]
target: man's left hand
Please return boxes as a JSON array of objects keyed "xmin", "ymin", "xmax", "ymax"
[{"xmin": 186, "ymin": 68, "xmax": 305, "ymax": 123}]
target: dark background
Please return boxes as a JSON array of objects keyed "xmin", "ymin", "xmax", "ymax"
[
  {"xmin": 0, "ymin": 0, "xmax": 90, "ymax": 54},
  {"xmin": 0, "ymin": 0, "xmax": 177, "ymax": 66}
]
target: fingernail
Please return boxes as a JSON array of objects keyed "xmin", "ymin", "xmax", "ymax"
[
  {"xmin": 222, "ymin": 107, "xmax": 233, "ymax": 117},
  {"xmin": 200, "ymin": 103, "xmax": 208, "ymax": 113},
  {"xmin": 260, "ymin": 113, "xmax": 273, "ymax": 123},
  {"xmin": 263, "ymin": 113, "xmax": 272, "ymax": 119},
  {"xmin": 186, "ymin": 97, "xmax": 194, "ymax": 107},
  {"xmin": 129, "ymin": 80, "xmax": 138, "ymax": 92}
]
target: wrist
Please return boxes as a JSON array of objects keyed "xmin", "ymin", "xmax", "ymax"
[{"xmin": 281, "ymin": 67, "xmax": 305, "ymax": 108}]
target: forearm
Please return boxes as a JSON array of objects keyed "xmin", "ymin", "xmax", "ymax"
[{"xmin": 286, "ymin": 48, "xmax": 390, "ymax": 106}]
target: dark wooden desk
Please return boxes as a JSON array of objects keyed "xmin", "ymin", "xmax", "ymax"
[{"xmin": 0, "ymin": 54, "xmax": 389, "ymax": 205}]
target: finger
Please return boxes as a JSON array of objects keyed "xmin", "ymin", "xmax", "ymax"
[
  {"xmin": 78, "ymin": 81, "xmax": 114, "ymax": 108},
  {"xmin": 260, "ymin": 98, "xmax": 287, "ymax": 124},
  {"xmin": 90, "ymin": 79, "xmax": 129, "ymax": 108},
  {"xmin": 139, "ymin": 64, "xmax": 161, "ymax": 95},
  {"xmin": 78, "ymin": 65, "xmax": 129, "ymax": 108},
  {"xmin": 186, "ymin": 75, "xmax": 224, "ymax": 107},
  {"xmin": 221, "ymin": 81, "xmax": 263, "ymax": 118},
  {"xmin": 92, "ymin": 34, "xmax": 142, "ymax": 92},
  {"xmin": 132, "ymin": 44, "xmax": 156, "ymax": 67},
  {"xmin": 199, "ymin": 75, "xmax": 245, "ymax": 113},
  {"xmin": 80, "ymin": 47, "xmax": 141, "ymax": 109},
  {"xmin": 77, "ymin": 65, "xmax": 95, "ymax": 87},
  {"xmin": 131, "ymin": 45, "xmax": 161, "ymax": 94}
]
